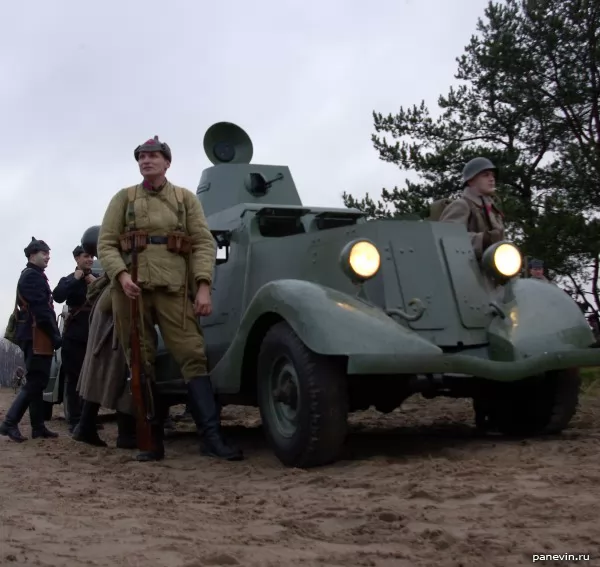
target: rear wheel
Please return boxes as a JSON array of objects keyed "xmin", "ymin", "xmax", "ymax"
[
  {"xmin": 474, "ymin": 369, "xmax": 581, "ymax": 436},
  {"xmin": 257, "ymin": 321, "xmax": 349, "ymax": 468}
]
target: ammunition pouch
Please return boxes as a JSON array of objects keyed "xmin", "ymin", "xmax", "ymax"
[
  {"xmin": 166, "ymin": 231, "xmax": 192, "ymax": 255},
  {"xmin": 119, "ymin": 230, "xmax": 149, "ymax": 253},
  {"xmin": 120, "ymin": 229, "xmax": 191, "ymax": 256}
]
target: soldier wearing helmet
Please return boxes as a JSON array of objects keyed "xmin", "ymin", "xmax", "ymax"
[
  {"xmin": 0, "ymin": 237, "xmax": 62, "ymax": 443},
  {"xmin": 52, "ymin": 244, "xmax": 100, "ymax": 433},
  {"xmin": 439, "ymin": 157, "xmax": 505, "ymax": 259},
  {"xmin": 96, "ymin": 135, "xmax": 243, "ymax": 462}
]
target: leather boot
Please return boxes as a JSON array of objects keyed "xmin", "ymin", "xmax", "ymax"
[
  {"xmin": 187, "ymin": 375, "xmax": 244, "ymax": 461},
  {"xmin": 116, "ymin": 411, "xmax": 137, "ymax": 449},
  {"xmin": 0, "ymin": 389, "xmax": 30, "ymax": 442},
  {"xmin": 29, "ymin": 394, "xmax": 58, "ymax": 439},
  {"xmin": 72, "ymin": 400, "xmax": 107, "ymax": 447}
]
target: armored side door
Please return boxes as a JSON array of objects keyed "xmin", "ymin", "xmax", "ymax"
[{"xmin": 201, "ymin": 229, "xmax": 249, "ymax": 371}]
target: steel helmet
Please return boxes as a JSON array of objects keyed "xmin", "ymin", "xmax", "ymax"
[
  {"xmin": 81, "ymin": 225, "xmax": 101, "ymax": 258},
  {"xmin": 462, "ymin": 157, "xmax": 497, "ymax": 186}
]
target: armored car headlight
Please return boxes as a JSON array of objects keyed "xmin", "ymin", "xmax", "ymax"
[
  {"xmin": 482, "ymin": 241, "xmax": 522, "ymax": 280},
  {"xmin": 340, "ymin": 239, "xmax": 381, "ymax": 282}
]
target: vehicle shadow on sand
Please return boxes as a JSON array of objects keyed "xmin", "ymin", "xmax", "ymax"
[{"xmin": 163, "ymin": 416, "xmax": 581, "ymax": 465}]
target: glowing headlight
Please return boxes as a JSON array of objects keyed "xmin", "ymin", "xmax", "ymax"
[
  {"xmin": 482, "ymin": 241, "xmax": 522, "ymax": 280},
  {"xmin": 493, "ymin": 243, "xmax": 522, "ymax": 277},
  {"xmin": 340, "ymin": 239, "xmax": 381, "ymax": 282}
]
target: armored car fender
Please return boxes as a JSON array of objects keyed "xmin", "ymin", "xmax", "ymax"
[
  {"xmin": 208, "ymin": 278, "xmax": 442, "ymax": 392},
  {"xmin": 487, "ymin": 276, "xmax": 596, "ymax": 361}
]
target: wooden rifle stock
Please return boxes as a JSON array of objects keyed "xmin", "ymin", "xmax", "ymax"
[{"xmin": 129, "ymin": 244, "xmax": 155, "ymax": 452}]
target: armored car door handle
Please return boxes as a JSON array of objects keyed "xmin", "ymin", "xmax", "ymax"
[{"xmin": 385, "ymin": 298, "xmax": 426, "ymax": 322}]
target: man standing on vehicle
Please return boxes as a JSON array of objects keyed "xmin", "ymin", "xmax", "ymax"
[
  {"xmin": 0, "ymin": 237, "xmax": 62, "ymax": 442},
  {"xmin": 97, "ymin": 135, "xmax": 243, "ymax": 462},
  {"xmin": 439, "ymin": 157, "xmax": 505, "ymax": 259},
  {"xmin": 52, "ymin": 245, "xmax": 98, "ymax": 433}
]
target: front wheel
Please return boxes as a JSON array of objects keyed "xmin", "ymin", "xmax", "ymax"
[
  {"xmin": 257, "ymin": 321, "xmax": 349, "ymax": 468},
  {"xmin": 474, "ymin": 369, "xmax": 581, "ymax": 436}
]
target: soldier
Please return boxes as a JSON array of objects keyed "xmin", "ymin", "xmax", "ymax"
[
  {"xmin": 528, "ymin": 258, "xmax": 549, "ymax": 281},
  {"xmin": 52, "ymin": 245, "xmax": 99, "ymax": 433},
  {"xmin": 439, "ymin": 157, "xmax": 505, "ymax": 259},
  {"xmin": 72, "ymin": 271, "xmax": 136, "ymax": 449},
  {"xmin": 96, "ymin": 135, "xmax": 243, "ymax": 462},
  {"xmin": 0, "ymin": 237, "xmax": 62, "ymax": 442}
]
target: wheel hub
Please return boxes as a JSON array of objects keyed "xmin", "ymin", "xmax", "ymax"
[{"xmin": 268, "ymin": 358, "xmax": 300, "ymax": 438}]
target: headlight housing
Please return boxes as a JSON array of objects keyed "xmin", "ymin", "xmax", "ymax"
[
  {"xmin": 340, "ymin": 239, "xmax": 381, "ymax": 283},
  {"xmin": 482, "ymin": 241, "xmax": 522, "ymax": 281}
]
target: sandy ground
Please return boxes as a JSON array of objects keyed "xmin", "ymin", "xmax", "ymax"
[{"xmin": 1, "ymin": 388, "xmax": 600, "ymax": 567}]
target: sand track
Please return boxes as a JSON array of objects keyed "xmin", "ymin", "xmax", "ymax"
[{"xmin": 1, "ymin": 387, "xmax": 599, "ymax": 566}]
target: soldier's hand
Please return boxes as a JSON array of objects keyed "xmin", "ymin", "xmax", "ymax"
[
  {"xmin": 85, "ymin": 274, "xmax": 97, "ymax": 285},
  {"xmin": 74, "ymin": 269, "xmax": 84, "ymax": 280},
  {"xmin": 194, "ymin": 285, "xmax": 212, "ymax": 317},
  {"xmin": 118, "ymin": 272, "xmax": 141, "ymax": 299}
]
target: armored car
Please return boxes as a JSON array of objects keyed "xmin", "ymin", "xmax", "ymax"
[{"xmin": 46, "ymin": 122, "xmax": 600, "ymax": 468}]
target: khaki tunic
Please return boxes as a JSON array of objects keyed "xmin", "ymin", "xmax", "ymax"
[
  {"xmin": 96, "ymin": 180, "xmax": 216, "ymax": 382},
  {"xmin": 98, "ymin": 181, "xmax": 215, "ymax": 290},
  {"xmin": 439, "ymin": 189, "xmax": 504, "ymax": 259}
]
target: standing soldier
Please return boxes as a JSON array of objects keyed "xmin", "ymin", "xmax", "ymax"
[
  {"xmin": 72, "ymin": 226, "xmax": 136, "ymax": 449},
  {"xmin": 0, "ymin": 237, "xmax": 62, "ymax": 442},
  {"xmin": 52, "ymin": 245, "xmax": 98, "ymax": 432},
  {"xmin": 439, "ymin": 157, "xmax": 505, "ymax": 259},
  {"xmin": 97, "ymin": 135, "xmax": 243, "ymax": 462}
]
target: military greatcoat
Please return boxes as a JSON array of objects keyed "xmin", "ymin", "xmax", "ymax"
[{"xmin": 76, "ymin": 277, "xmax": 132, "ymax": 413}]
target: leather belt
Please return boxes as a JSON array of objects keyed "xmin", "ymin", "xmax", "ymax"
[{"xmin": 147, "ymin": 236, "xmax": 169, "ymax": 244}]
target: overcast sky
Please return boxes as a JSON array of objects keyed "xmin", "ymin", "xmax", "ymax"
[{"xmin": 1, "ymin": 0, "xmax": 489, "ymax": 321}]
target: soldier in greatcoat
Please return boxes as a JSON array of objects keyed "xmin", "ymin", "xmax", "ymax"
[
  {"xmin": 0, "ymin": 237, "xmax": 62, "ymax": 442},
  {"xmin": 96, "ymin": 135, "xmax": 243, "ymax": 462},
  {"xmin": 72, "ymin": 270, "xmax": 136, "ymax": 449},
  {"xmin": 439, "ymin": 157, "xmax": 505, "ymax": 259},
  {"xmin": 52, "ymin": 245, "xmax": 99, "ymax": 432}
]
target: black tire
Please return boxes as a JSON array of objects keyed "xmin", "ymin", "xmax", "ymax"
[
  {"xmin": 43, "ymin": 402, "xmax": 54, "ymax": 421},
  {"xmin": 257, "ymin": 321, "xmax": 349, "ymax": 468},
  {"xmin": 474, "ymin": 369, "xmax": 581, "ymax": 436}
]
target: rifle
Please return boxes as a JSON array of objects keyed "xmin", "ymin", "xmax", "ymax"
[{"xmin": 128, "ymin": 234, "xmax": 156, "ymax": 452}]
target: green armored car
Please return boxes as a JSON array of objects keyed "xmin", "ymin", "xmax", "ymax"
[{"xmin": 46, "ymin": 121, "xmax": 600, "ymax": 468}]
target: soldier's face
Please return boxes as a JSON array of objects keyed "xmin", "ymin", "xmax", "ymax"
[
  {"xmin": 470, "ymin": 170, "xmax": 496, "ymax": 195},
  {"xmin": 530, "ymin": 267, "xmax": 544, "ymax": 278},
  {"xmin": 76, "ymin": 252, "xmax": 94, "ymax": 270},
  {"xmin": 30, "ymin": 250, "xmax": 50, "ymax": 268},
  {"xmin": 138, "ymin": 151, "xmax": 170, "ymax": 177}
]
